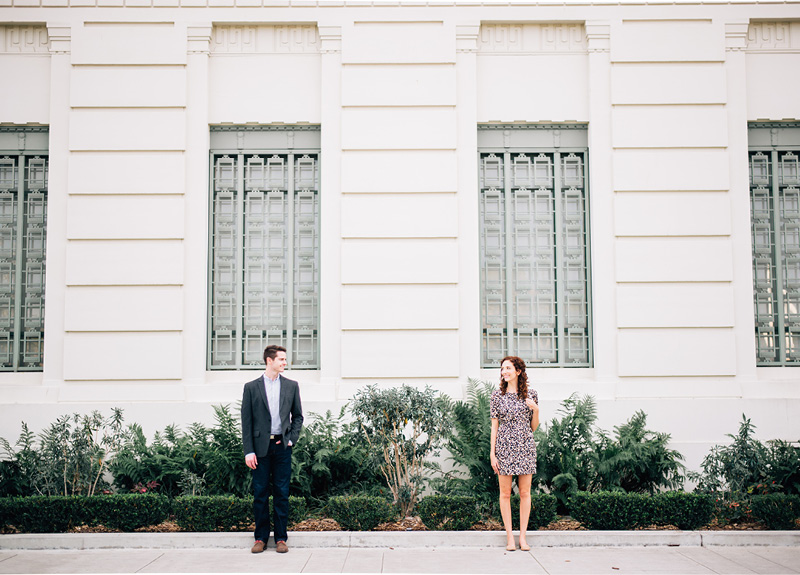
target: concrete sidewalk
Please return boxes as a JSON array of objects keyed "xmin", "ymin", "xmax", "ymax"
[{"xmin": 1, "ymin": 532, "xmax": 799, "ymax": 575}]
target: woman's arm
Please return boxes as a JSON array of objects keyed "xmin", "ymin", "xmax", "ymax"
[
  {"xmin": 525, "ymin": 397, "xmax": 540, "ymax": 433},
  {"xmin": 490, "ymin": 418, "xmax": 500, "ymax": 474}
]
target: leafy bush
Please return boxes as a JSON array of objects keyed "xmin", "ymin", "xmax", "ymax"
[
  {"xmin": 651, "ymin": 491, "xmax": 713, "ymax": 530},
  {"xmin": 688, "ymin": 415, "xmax": 768, "ymax": 495},
  {"xmin": 591, "ymin": 411, "xmax": 684, "ymax": 494},
  {"xmin": 0, "ymin": 410, "xmax": 125, "ymax": 497},
  {"xmin": 350, "ymin": 384, "xmax": 451, "ymax": 517},
  {"xmin": 434, "ymin": 379, "xmax": 498, "ymax": 512},
  {"xmin": 326, "ymin": 495, "xmax": 396, "ymax": 531},
  {"xmin": 173, "ymin": 495, "xmax": 253, "ymax": 531},
  {"xmin": 710, "ymin": 494, "xmax": 753, "ymax": 526},
  {"xmin": 534, "ymin": 394, "xmax": 598, "ymax": 511},
  {"xmin": 749, "ymin": 494, "xmax": 800, "ymax": 530},
  {"xmin": 0, "ymin": 494, "xmax": 170, "ymax": 533},
  {"xmin": 81, "ymin": 494, "xmax": 171, "ymax": 531},
  {"xmin": 416, "ymin": 495, "xmax": 480, "ymax": 530},
  {"xmin": 569, "ymin": 491, "xmax": 653, "ymax": 530},
  {"xmin": 291, "ymin": 408, "xmax": 384, "ymax": 507},
  {"xmin": 763, "ymin": 440, "xmax": 800, "ymax": 496}
]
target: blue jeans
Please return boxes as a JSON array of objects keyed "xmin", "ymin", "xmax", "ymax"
[{"xmin": 252, "ymin": 439, "xmax": 292, "ymax": 543}]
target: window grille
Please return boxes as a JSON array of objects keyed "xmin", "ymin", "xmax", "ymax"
[
  {"xmin": 0, "ymin": 127, "xmax": 48, "ymax": 372},
  {"xmin": 478, "ymin": 125, "xmax": 592, "ymax": 367},
  {"xmin": 748, "ymin": 123, "xmax": 800, "ymax": 366},
  {"xmin": 208, "ymin": 126, "xmax": 320, "ymax": 369}
]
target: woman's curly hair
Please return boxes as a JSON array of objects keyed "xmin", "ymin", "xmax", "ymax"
[{"xmin": 499, "ymin": 355, "xmax": 528, "ymax": 401}]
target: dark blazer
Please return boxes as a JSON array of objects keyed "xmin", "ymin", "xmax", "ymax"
[{"xmin": 241, "ymin": 374, "xmax": 304, "ymax": 457}]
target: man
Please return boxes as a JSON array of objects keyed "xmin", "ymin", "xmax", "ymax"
[{"xmin": 241, "ymin": 345, "xmax": 303, "ymax": 554}]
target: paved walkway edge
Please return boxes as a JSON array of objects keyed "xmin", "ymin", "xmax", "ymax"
[{"xmin": 1, "ymin": 531, "xmax": 798, "ymax": 550}]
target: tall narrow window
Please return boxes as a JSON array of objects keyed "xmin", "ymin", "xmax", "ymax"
[
  {"xmin": 478, "ymin": 125, "xmax": 592, "ymax": 367},
  {"xmin": 749, "ymin": 123, "xmax": 800, "ymax": 366},
  {"xmin": 0, "ymin": 128, "xmax": 48, "ymax": 372},
  {"xmin": 208, "ymin": 127, "xmax": 320, "ymax": 369}
]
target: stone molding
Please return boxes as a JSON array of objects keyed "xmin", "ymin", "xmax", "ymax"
[
  {"xmin": 585, "ymin": 22, "xmax": 610, "ymax": 53},
  {"xmin": 478, "ymin": 23, "xmax": 587, "ymax": 54},
  {"xmin": 318, "ymin": 25, "xmax": 341, "ymax": 54},
  {"xmin": 725, "ymin": 21, "xmax": 749, "ymax": 52},
  {"xmin": 746, "ymin": 21, "xmax": 798, "ymax": 52},
  {"xmin": 210, "ymin": 24, "xmax": 319, "ymax": 54},
  {"xmin": 187, "ymin": 24, "xmax": 212, "ymax": 54},
  {"xmin": 456, "ymin": 24, "xmax": 480, "ymax": 53},
  {"xmin": 0, "ymin": 26, "xmax": 50, "ymax": 54}
]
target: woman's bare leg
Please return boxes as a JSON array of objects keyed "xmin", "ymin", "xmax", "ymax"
[
  {"xmin": 517, "ymin": 474, "xmax": 532, "ymax": 551},
  {"xmin": 498, "ymin": 474, "xmax": 515, "ymax": 550}
]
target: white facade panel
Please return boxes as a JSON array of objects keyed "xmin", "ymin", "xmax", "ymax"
[
  {"xmin": 611, "ymin": 63, "xmax": 726, "ymax": 105},
  {"xmin": 611, "ymin": 20, "xmax": 724, "ymax": 63},
  {"xmin": 63, "ymin": 332, "xmax": 182, "ymax": 380},
  {"xmin": 612, "ymin": 105, "xmax": 728, "ymax": 148},
  {"xmin": 71, "ymin": 66, "xmax": 186, "ymax": 108},
  {"xmin": 341, "ymin": 193, "xmax": 457, "ymax": 238},
  {"xmin": 65, "ymin": 240, "xmax": 184, "ymax": 285},
  {"xmin": 68, "ymin": 152, "xmax": 185, "ymax": 195},
  {"xmin": 341, "ymin": 330, "xmax": 459, "ymax": 378},
  {"xmin": 477, "ymin": 55, "xmax": 589, "ymax": 122},
  {"xmin": 614, "ymin": 149, "xmax": 730, "ymax": 191},
  {"xmin": 615, "ymin": 191, "xmax": 731, "ymax": 237},
  {"xmin": 208, "ymin": 55, "xmax": 321, "ymax": 124},
  {"xmin": 341, "ymin": 239, "xmax": 458, "ymax": 284},
  {"xmin": 617, "ymin": 284, "xmax": 735, "ymax": 328},
  {"xmin": 69, "ymin": 109, "xmax": 186, "ymax": 151},
  {"xmin": 616, "ymin": 238, "xmax": 733, "ymax": 283},
  {"xmin": 0, "ymin": 55, "xmax": 50, "ymax": 123},
  {"xmin": 341, "ymin": 151, "xmax": 457, "ymax": 193},
  {"xmin": 341, "ymin": 108, "xmax": 456, "ymax": 150},
  {"xmin": 71, "ymin": 22, "xmax": 186, "ymax": 65},
  {"xmin": 618, "ymin": 328, "xmax": 736, "ymax": 376},
  {"xmin": 341, "ymin": 285, "xmax": 459, "ymax": 330},
  {"xmin": 67, "ymin": 195, "xmax": 185, "ymax": 240},
  {"xmin": 64, "ymin": 286, "xmax": 183, "ymax": 331},
  {"xmin": 342, "ymin": 64, "xmax": 456, "ymax": 107},
  {"xmin": 746, "ymin": 54, "xmax": 800, "ymax": 121},
  {"xmin": 343, "ymin": 21, "xmax": 454, "ymax": 64}
]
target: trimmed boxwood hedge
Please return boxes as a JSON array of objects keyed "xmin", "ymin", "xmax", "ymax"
[
  {"xmin": 569, "ymin": 491, "xmax": 714, "ymax": 530},
  {"xmin": 172, "ymin": 495, "xmax": 307, "ymax": 532},
  {"xmin": 488, "ymin": 493, "xmax": 557, "ymax": 530},
  {"xmin": 416, "ymin": 495, "xmax": 480, "ymax": 530},
  {"xmin": 0, "ymin": 494, "xmax": 171, "ymax": 533},
  {"xmin": 325, "ymin": 495, "xmax": 396, "ymax": 531}
]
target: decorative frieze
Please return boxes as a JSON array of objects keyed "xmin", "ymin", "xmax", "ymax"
[
  {"xmin": 478, "ymin": 24, "xmax": 586, "ymax": 54},
  {"xmin": 0, "ymin": 26, "xmax": 50, "ymax": 54},
  {"xmin": 211, "ymin": 25, "xmax": 319, "ymax": 54},
  {"xmin": 747, "ymin": 21, "xmax": 798, "ymax": 51}
]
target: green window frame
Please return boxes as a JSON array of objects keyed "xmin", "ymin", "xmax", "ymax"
[
  {"xmin": 478, "ymin": 125, "xmax": 592, "ymax": 368},
  {"xmin": 749, "ymin": 122, "xmax": 800, "ymax": 366},
  {"xmin": 0, "ymin": 127, "xmax": 48, "ymax": 372},
  {"xmin": 208, "ymin": 126, "xmax": 320, "ymax": 370}
]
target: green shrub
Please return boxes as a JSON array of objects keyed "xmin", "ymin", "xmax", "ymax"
[
  {"xmin": 434, "ymin": 380, "xmax": 498, "ymax": 512},
  {"xmin": 711, "ymin": 493, "xmax": 753, "ymax": 526},
  {"xmin": 173, "ymin": 495, "xmax": 307, "ymax": 532},
  {"xmin": 569, "ymin": 491, "xmax": 653, "ymax": 530},
  {"xmin": 416, "ymin": 495, "xmax": 480, "ymax": 530},
  {"xmin": 0, "ymin": 496, "xmax": 85, "ymax": 533},
  {"xmin": 0, "ymin": 494, "xmax": 170, "ymax": 533},
  {"xmin": 290, "ymin": 408, "xmax": 384, "ymax": 507},
  {"xmin": 651, "ymin": 492, "xmax": 713, "ymax": 530},
  {"xmin": 326, "ymin": 495, "xmax": 396, "ymax": 531},
  {"xmin": 750, "ymin": 494, "xmax": 800, "ymax": 530}
]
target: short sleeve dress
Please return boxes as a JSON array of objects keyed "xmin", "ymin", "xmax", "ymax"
[{"xmin": 490, "ymin": 388, "xmax": 538, "ymax": 476}]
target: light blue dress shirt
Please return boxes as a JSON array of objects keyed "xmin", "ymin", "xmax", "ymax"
[{"xmin": 264, "ymin": 373, "xmax": 283, "ymax": 435}]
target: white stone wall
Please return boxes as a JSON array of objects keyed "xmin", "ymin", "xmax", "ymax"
[{"xmin": 0, "ymin": 1, "xmax": 799, "ymax": 476}]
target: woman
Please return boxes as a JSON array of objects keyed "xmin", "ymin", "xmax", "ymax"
[{"xmin": 490, "ymin": 356, "xmax": 540, "ymax": 552}]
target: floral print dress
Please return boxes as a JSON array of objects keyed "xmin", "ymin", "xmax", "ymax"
[{"xmin": 490, "ymin": 388, "xmax": 538, "ymax": 476}]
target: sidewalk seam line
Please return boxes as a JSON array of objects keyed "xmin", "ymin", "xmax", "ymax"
[
  {"xmin": 530, "ymin": 550, "xmax": 550, "ymax": 575},
  {"xmin": 135, "ymin": 551, "xmax": 164, "ymax": 573},
  {"xmin": 677, "ymin": 547, "xmax": 723, "ymax": 575},
  {"xmin": 300, "ymin": 550, "xmax": 312, "ymax": 573}
]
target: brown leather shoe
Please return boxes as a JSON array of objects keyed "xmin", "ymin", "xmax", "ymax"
[
  {"xmin": 276, "ymin": 540, "xmax": 288, "ymax": 553},
  {"xmin": 251, "ymin": 540, "xmax": 266, "ymax": 553}
]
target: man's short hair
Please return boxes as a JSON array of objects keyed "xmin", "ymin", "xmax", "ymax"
[{"xmin": 264, "ymin": 345, "xmax": 287, "ymax": 364}]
